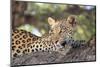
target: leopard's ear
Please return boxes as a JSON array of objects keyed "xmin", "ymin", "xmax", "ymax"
[
  {"xmin": 67, "ymin": 15, "xmax": 77, "ymax": 27},
  {"xmin": 48, "ymin": 17, "xmax": 56, "ymax": 27}
]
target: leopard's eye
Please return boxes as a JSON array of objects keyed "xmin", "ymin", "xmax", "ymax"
[
  {"xmin": 49, "ymin": 29, "xmax": 53, "ymax": 33},
  {"xmin": 50, "ymin": 29, "xmax": 53, "ymax": 32},
  {"xmin": 59, "ymin": 30, "xmax": 62, "ymax": 33},
  {"xmin": 61, "ymin": 26, "xmax": 66, "ymax": 30}
]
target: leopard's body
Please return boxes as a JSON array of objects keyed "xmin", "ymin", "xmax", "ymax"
[
  {"xmin": 12, "ymin": 15, "xmax": 77, "ymax": 58},
  {"xmin": 12, "ymin": 29, "xmax": 39, "ymax": 57}
]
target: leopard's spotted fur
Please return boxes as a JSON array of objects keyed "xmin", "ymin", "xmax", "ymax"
[
  {"xmin": 12, "ymin": 15, "xmax": 77, "ymax": 58},
  {"xmin": 12, "ymin": 29, "xmax": 39, "ymax": 57}
]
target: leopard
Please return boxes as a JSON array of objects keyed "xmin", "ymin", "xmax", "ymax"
[{"xmin": 12, "ymin": 15, "xmax": 77, "ymax": 58}]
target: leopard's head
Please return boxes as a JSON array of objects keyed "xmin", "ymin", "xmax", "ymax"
[{"xmin": 48, "ymin": 15, "xmax": 77, "ymax": 43}]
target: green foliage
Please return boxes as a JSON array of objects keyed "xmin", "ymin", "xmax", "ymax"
[{"xmin": 18, "ymin": 2, "xmax": 96, "ymax": 41}]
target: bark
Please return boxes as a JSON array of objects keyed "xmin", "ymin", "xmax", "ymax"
[{"xmin": 11, "ymin": 36, "xmax": 96, "ymax": 66}]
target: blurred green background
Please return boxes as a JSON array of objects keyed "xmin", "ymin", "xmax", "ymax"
[{"xmin": 12, "ymin": 1, "xmax": 96, "ymax": 41}]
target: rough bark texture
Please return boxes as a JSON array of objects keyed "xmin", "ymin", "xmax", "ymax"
[{"xmin": 11, "ymin": 36, "xmax": 96, "ymax": 67}]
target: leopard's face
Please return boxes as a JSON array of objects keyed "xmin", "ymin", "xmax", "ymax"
[
  {"xmin": 48, "ymin": 15, "xmax": 77, "ymax": 42},
  {"xmin": 12, "ymin": 29, "xmax": 38, "ymax": 57}
]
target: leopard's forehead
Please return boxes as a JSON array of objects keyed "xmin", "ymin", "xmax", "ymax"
[
  {"xmin": 55, "ymin": 15, "xmax": 77, "ymax": 28},
  {"xmin": 53, "ymin": 19, "xmax": 72, "ymax": 29}
]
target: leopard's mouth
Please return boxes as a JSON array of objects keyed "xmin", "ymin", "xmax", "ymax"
[{"xmin": 60, "ymin": 41, "xmax": 66, "ymax": 47}]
